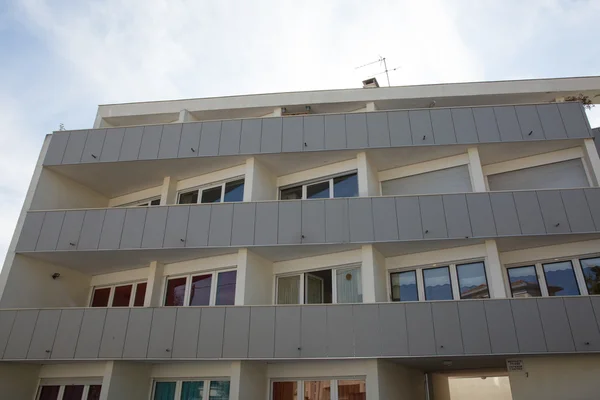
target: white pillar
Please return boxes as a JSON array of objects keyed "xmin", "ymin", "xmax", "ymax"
[
  {"xmin": 361, "ymin": 245, "xmax": 387, "ymax": 303},
  {"xmin": 99, "ymin": 361, "xmax": 152, "ymax": 400},
  {"xmin": 235, "ymin": 249, "xmax": 273, "ymax": 305},
  {"xmin": 485, "ymin": 240, "xmax": 507, "ymax": 298},
  {"xmin": 582, "ymin": 138, "xmax": 600, "ymax": 186},
  {"xmin": 145, "ymin": 261, "xmax": 165, "ymax": 307},
  {"xmin": 357, "ymin": 152, "xmax": 380, "ymax": 197},
  {"xmin": 160, "ymin": 176, "xmax": 178, "ymax": 205},
  {"xmin": 467, "ymin": 147, "xmax": 487, "ymax": 192},
  {"xmin": 244, "ymin": 157, "xmax": 277, "ymax": 201},
  {"xmin": 178, "ymin": 109, "xmax": 197, "ymax": 122},
  {"xmin": 365, "ymin": 101, "xmax": 377, "ymax": 112},
  {"xmin": 229, "ymin": 361, "xmax": 268, "ymax": 400},
  {"xmin": 0, "ymin": 364, "xmax": 40, "ymax": 400}
]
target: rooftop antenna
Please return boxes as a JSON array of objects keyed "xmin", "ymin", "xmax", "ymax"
[{"xmin": 355, "ymin": 56, "xmax": 400, "ymax": 87}]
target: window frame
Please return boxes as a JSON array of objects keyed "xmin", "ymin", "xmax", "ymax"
[
  {"xmin": 504, "ymin": 255, "xmax": 596, "ymax": 298},
  {"xmin": 36, "ymin": 384, "xmax": 101, "ymax": 400},
  {"xmin": 163, "ymin": 268, "xmax": 237, "ymax": 307},
  {"xmin": 278, "ymin": 171, "xmax": 358, "ymax": 200},
  {"xmin": 270, "ymin": 377, "xmax": 366, "ymax": 400},
  {"xmin": 177, "ymin": 177, "xmax": 245, "ymax": 204},
  {"xmin": 388, "ymin": 259, "xmax": 489, "ymax": 302},
  {"xmin": 89, "ymin": 281, "xmax": 147, "ymax": 308},
  {"xmin": 151, "ymin": 379, "xmax": 230, "ymax": 400},
  {"xmin": 274, "ymin": 264, "xmax": 362, "ymax": 305},
  {"xmin": 119, "ymin": 197, "xmax": 161, "ymax": 207}
]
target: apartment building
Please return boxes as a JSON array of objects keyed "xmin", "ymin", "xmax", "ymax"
[{"xmin": 1, "ymin": 76, "xmax": 600, "ymax": 400}]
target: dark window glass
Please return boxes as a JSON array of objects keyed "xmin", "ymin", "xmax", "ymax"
[
  {"xmin": 272, "ymin": 382, "xmax": 298, "ymax": 400},
  {"xmin": 87, "ymin": 385, "xmax": 102, "ymax": 400},
  {"xmin": 209, "ymin": 381, "xmax": 230, "ymax": 400},
  {"xmin": 150, "ymin": 199, "xmax": 161, "ymax": 206},
  {"xmin": 112, "ymin": 284, "xmax": 133, "ymax": 307},
  {"xmin": 224, "ymin": 180, "xmax": 244, "ymax": 202},
  {"xmin": 390, "ymin": 271, "xmax": 418, "ymax": 301},
  {"xmin": 580, "ymin": 257, "xmax": 600, "ymax": 295},
  {"xmin": 457, "ymin": 262, "xmax": 489, "ymax": 299},
  {"xmin": 201, "ymin": 186, "xmax": 222, "ymax": 203},
  {"xmin": 333, "ymin": 173, "xmax": 358, "ymax": 198},
  {"xmin": 543, "ymin": 261, "xmax": 580, "ymax": 296},
  {"xmin": 181, "ymin": 381, "xmax": 204, "ymax": 400},
  {"xmin": 507, "ymin": 266, "xmax": 541, "ymax": 297},
  {"xmin": 38, "ymin": 386, "xmax": 60, "ymax": 400},
  {"xmin": 154, "ymin": 382, "xmax": 176, "ymax": 400},
  {"xmin": 338, "ymin": 380, "xmax": 366, "ymax": 400},
  {"xmin": 62, "ymin": 385, "xmax": 84, "ymax": 400},
  {"xmin": 164, "ymin": 277, "xmax": 187, "ymax": 306},
  {"xmin": 137, "ymin": 203, "xmax": 149, "ymax": 207},
  {"xmin": 134, "ymin": 282, "xmax": 147, "ymax": 307},
  {"xmin": 280, "ymin": 186, "xmax": 302, "ymax": 200},
  {"xmin": 306, "ymin": 181, "xmax": 330, "ymax": 199},
  {"xmin": 179, "ymin": 190, "xmax": 198, "ymax": 204},
  {"xmin": 189, "ymin": 274, "xmax": 212, "ymax": 306},
  {"xmin": 423, "ymin": 267, "xmax": 453, "ymax": 300},
  {"xmin": 91, "ymin": 287, "xmax": 110, "ymax": 307},
  {"xmin": 216, "ymin": 271, "xmax": 237, "ymax": 305}
]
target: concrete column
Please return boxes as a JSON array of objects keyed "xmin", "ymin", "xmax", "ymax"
[
  {"xmin": 367, "ymin": 359, "xmax": 425, "ymax": 399},
  {"xmin": 244, "ymin": 157, "xmax": 277, "ymax": 201},
  {"xmin": 229, "ymin": 361, "xmax": 268, "ymax": 400},
  {"xmin": 178, "ymin": 109, "xmax": 197, "ymax": 122},
  {"xmin": 361, "ymin": 245, "xmax": 387, "ymax": 303},
  {"xmin": 357, "ymin": 152, "xmax": 380, "ymax": 197},
  {"xmin": 0, "ymin": 364, "xmax": 40, "ymax": 400},
  {"xmin": 365, "ymin": 101, "xmax": 377, "ymax": 112},
  {"xmin": 144, "ymin": 261, "xmax": 165, "ymax": 307},
  {"xmin": 431, "ymin": 373, "xmax": 451, "ymax": 400},
  {"xmin": 485, "ymin": 240, "xmax": 507, "ymax": 298},
  {"xmin": 99, "ymin": 361, "xmax": 152, "ymax": 400},
  {"xmin": 160, "ymin": 176, "xmax": 178, "ymax": 205},
  {"xmin": 582, "ymin": 138, "xmax": 600, "ymax": 186},
  {"xmin": 467, "ymin": 147, "xmax": 487, "ymax": 192},
  {"xmin": 235, "ymin": 249, "xmax": 274, "ymax": 305}
]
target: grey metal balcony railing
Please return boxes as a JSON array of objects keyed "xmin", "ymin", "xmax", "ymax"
[
  {"xmin": 16, "ymin": 188, "xmax": 600, "ymax": 253},
  {"xmin": 43, "ymin": 102, "xmax": 592, "ymax": 166},
  {"xmin": 1, "ymin": 297, "xmax": 599, "ymax": 361}
]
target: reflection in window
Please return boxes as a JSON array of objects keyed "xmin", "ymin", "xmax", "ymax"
[
  {"xmin": 164, "ymin": 277, "xmax": 187, "ymax": 306},
  {"xmin": 456, "ymin": 262, "xmax": 489, "ymax": 299},
  {"xmin": 134, "ymin": 282, "xmax": 147, "ymax": 307},
  {"xmin": 178, "ymin": 190, "xmax": 199, "ymax": 204},
  {"xmin": 280, "ymin": 186, "xmax": 303, "ymax": 200},
  {"xmin": 189, "ymin": 274, "xmax": 213, "ymax": 306},
  {"xmin": 223, "ymin": 179, "xmax": 244, "ymax": 202},
  {"xmin": 181, "ymin": 381, "xmax": 203, "ymax": 400},
  {"xmin": 153, "ymin": 382, "xmax": 177, "ymax": 400},
  {"xmin": 333, "ymin": 173, "xmax": 358, "ymax": 198},
  {"xmin": 62, "ymin": 385, "xmax": 84, "ymax": 400},
  {"xmin": 423, "ymin": 267, "xmax": 453, "ymax": 300},
  {"xmin": 208, "ymin": 381, "xmax": 230, "ymax": 400},
  {"xmin": 390, "ymin": 270, "xmax": 419, "ymax": 302},
  {"xmin": 111, "ymin": 284, "xmax": 132, "ymax": 307},
  {"xmin": 336, "ymin": 267, "xmax": 362, "ymax": 303},
  {"xmin": 543, "ymin": 261, "xmax": 580, "ymax": 296},
  {"xmin": 201, "ymin": 186, "xmax": 222, "ymax": 203},
  {"xmin": 38, "ymin": 386, "xmax": 60, "ymax": 400},
  {"xmin": 87, "ymin": 385, "xmax": 102, "ymax": 400},
  {"xmin": 215, "ymin": 271, "xmax": 237, "ymax": 305},
  {"xmin": 507, "ymin": 266, "xmax": 541, "ymax": 297},
  {"xmin": 272, "ymin": 382, "xmax": 298, "ymax": 400},
  {"xmin": 307, "ymin": 181, "xmax": 330, "ymax": 199},
  {"xmin": 580, "ymin": 257, "xmax": 600, "ymax": 295},
  {"xmin": 338, "ymin": 380, "xmax": 366, "ymax": 400},
  {"xmin": 277, "ymin": 276, "xmax": 300, "ymax": 304},
  {"xmin": 91, "ymin": 287, "xmax": 111, "ymax": 307},
  {"xmin": 304, "ymin": 381, "xmax": 331, "ymax": 400}
]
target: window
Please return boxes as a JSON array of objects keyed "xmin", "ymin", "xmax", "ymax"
[
  {"xmin": 90, "ymin": 282, "xmax": 146, "ymax": 307},
  {"xmin": 276, "ymin": 266, "xmax": 362, "ymax": 305},
  {"xmin": 390, "ymin": 261, "xmax": 489, "ymax": 302},
  {"xmin": 118, "ymin": 198, "xmax": 161, "ymax": 207},
  {"xmin": 280, "ymin": 172, "xmax": 358, "ymax": 200},
  {"xmin": 272, "ymin": 379, "xmax": 365, "ymax": 400},
  {"xmin": 178, "ymin": 179, "xmax": 244, "ymax": 204},
  {"xmin": 506, "ymin": 255, "xmax": 599, "ymax": 298},
  {"xmin": 381, "ymin": 166, "xmax": 472, "ymax": 196},
  {"xmin": 37, "ymin": 384, "xmax": 101, "ymax": 400},
  {"xmin": 153, "ymin": 380, "xmax": 230, "ymax": 400},
  {"xmin": 164, "ymin": 270, "xmax": 237, "ymax": 306}
]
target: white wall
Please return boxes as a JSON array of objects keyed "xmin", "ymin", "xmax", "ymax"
[
  {"xmin": 100, "ymin": 361, "xmax": 152, "ymax": 400},
  {"xmin": 150, "ymin": 361, "xmax": 232, "ymax": 379},
  {"xmin": 230, "ymin": 361, "xmax": 268, "ymax": 400},
  {"xmin": 236, "ymin": 249, "xmax": 273, "ymax": 305},
  {"xmin": 508, "ymin": 355, "xmax": 600, "ymax": 400},
  {"xmin": 0, "ymin": 364, "xmax": 40, "ymax": 400},
  {"xmin": 31, "ymin": 168, "xmax": 109, "ymax": 210},
  {"xmin": 245, "ymin": 157, "xmax": 277, "ymax": 201},
  {"xmin": 0, "ymin": 255, "xmax": 91, "ymax": 308},
  {"xmin": 39, "ymin": 362, "xmax": 106, "ymax": 379},
  {"xmin": 374, "ymin": 360, "xmax": 424, "ymax": 400},
  {"xmin": 449, "ymin": 376, "xmax": 512, "ymax": 400}
]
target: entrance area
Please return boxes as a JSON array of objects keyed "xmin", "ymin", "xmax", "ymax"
[{"xmin": 432, "ymin": 370, "xmax": 512, "ymax": 400}]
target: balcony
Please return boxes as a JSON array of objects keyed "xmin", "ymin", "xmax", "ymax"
[
  {"xmin": 1, "ymin": 296, "xmax": 599, "ymax": 361},
  {"xmin": 16, "ymin": 189, "xmax": 600, "ymax": 270},
  {"xmin": 45, "ymin": 103, "xmax": 592, "ymax": 168}
]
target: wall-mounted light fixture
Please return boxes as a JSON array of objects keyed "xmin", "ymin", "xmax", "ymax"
[{"xmin": 51, "ymin": 273, "xmax": 61, "ymax": 280}]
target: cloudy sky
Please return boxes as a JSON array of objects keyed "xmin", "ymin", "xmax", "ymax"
[{"xmin": 0, "ymin": 0, "xmax": 599, "ymax": 262}]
